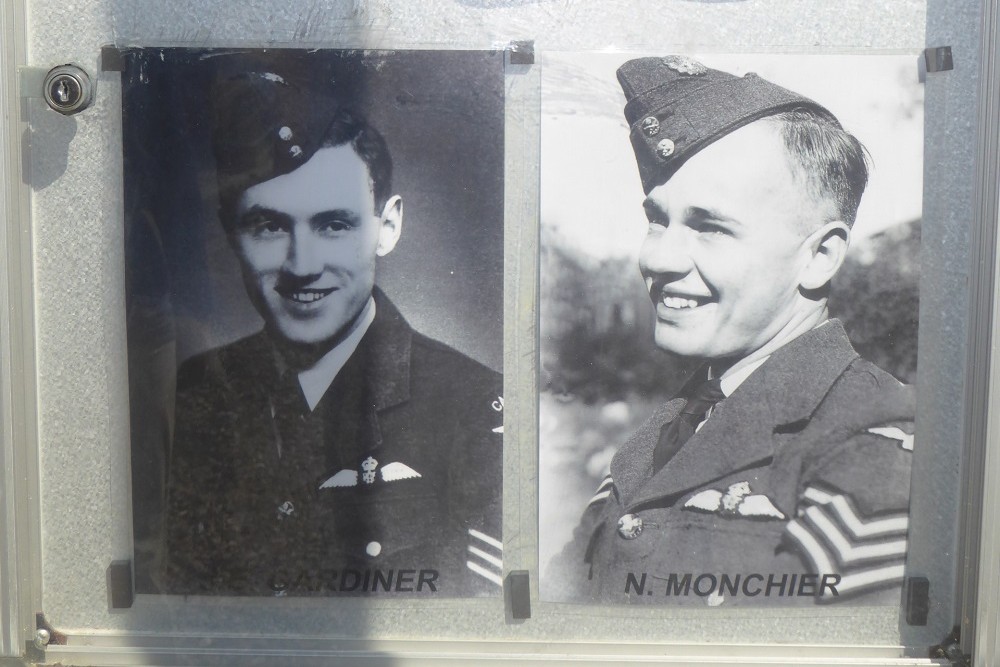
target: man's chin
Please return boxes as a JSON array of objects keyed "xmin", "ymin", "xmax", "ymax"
[{"xmin": 652, "ymin": 326, "xmax": 705, "ymax": 359}]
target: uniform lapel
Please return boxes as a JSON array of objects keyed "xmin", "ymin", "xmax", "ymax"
[
  {"xmin": 609, "ymin": 398, "xmax": 686, "ymax": 507},
  {"xmin": 361, "ymin": 289, "xmax": 413, "ymax": 443},
  {"xmin": 618, "ymin": 321, "xmax": 860, "ymax": 509},
  {"xmin": 609, "ymin": 368, "xmax": 710, "ymax": 504}
]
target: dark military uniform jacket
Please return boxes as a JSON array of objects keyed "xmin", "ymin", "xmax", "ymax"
[
  {"xmin": 162, "ymin": 292, "xmax": 503, "ymax": 597},
  {"xmin": 549, "ymin": 320, "xmax": 913, "ymax": 605}
]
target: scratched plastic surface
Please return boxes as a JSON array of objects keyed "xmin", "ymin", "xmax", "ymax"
[{"xmin": 25, "ymin": 0, "xmax": 975, "ymax": 654}]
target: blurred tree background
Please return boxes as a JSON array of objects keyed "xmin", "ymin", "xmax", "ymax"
[
  {"xmin": 539, "ymin": 237, "xmax": 690, "ymax": 406},
  {"xmin": 829, "ymin": 219, "xmax": 920, "ymax": 384}
]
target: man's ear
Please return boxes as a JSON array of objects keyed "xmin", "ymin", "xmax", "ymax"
[
  {"xmin": 799, "ymin": 220, "xmax": 850, "ymax": 291},
  {"xmin": 376, "ymin": 195, "xmax": 403, "ymax": 257}
]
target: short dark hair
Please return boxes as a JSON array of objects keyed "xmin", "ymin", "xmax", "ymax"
[
  {"xmin": 319, "ymin": 108, "xmax": 393, "ymax": 212},
  {"xmin": 764, "ymin": 109, "xmax": 869, "ymax": 226}
]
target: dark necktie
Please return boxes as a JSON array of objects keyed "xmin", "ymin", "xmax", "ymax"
[
  {"xmin": 268, "ymin": 370, "xmax": 315, "ymax": 575},
  {"xmin": 652, "ymin": 377, "xmax": 726, "ymax": 472}
]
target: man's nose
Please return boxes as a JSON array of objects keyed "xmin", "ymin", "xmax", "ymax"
[
  {"xmin": 638, "ymin": 225, "xmax": 694, "ymax": 277},
  {"xmin": 283, "ymin": 225, "xmax": 323, "ymax": 277}
]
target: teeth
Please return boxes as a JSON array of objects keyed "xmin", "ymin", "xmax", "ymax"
[
  {"xmin": 289, "ymin": 291, "xmax": 329, "ymax": 303},
  {"xmin": 662, "ymin": 295, "xmax": 700, "ymax": 309}
]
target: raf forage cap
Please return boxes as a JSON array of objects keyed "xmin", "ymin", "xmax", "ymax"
[
  {"xmin": 211, "ymin": 55, "xmax": 361, "ymax": 217},
  {"xmin": 616, "ymin": 55, "xmax": 840, "ymax": 194}
]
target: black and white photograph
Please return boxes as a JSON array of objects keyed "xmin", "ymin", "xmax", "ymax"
[
  {"xmin": 123, "ymin": 49, "xmax": 505, "ymax": 598},
  {"xmin": 539, "ymin": 53, "xmax": 922, "ymax": 606}
]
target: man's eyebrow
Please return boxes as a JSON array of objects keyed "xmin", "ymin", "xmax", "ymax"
[
  {"xmin": 685, "ymin": 206, "xmax": 743, "ymax": 228},
  {"xmin": 238, "ymin": 204, "xmax": 290, "ymax": 221},
  {"xmin": 641, "ymin": 200, "xmax": 742, "ymax": 228}
]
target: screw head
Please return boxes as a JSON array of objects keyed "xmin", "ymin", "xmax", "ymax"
[
  {"xmin": 42, "ymin": 65, "xmax": 93, "ymax": 115},
  {"xmin": 33, "ymin": 627, "xmax": 50, "ymax": 648}
]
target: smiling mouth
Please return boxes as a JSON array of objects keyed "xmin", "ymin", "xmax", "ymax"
[
  {"xmin": 658, "ymin": 291, "xmax": 714, "ymax": 310},
  {"xmin": 276, "ymin": 287, "xmax": 336, "ymax": 304}
]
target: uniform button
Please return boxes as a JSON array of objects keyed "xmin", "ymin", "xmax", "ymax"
[
  {"xmin": 655, "ymin": 138, "xmax": 675, "ymax": 159},
  {"xmin": 268, "ymin": 576, "xmax": 289, "ymax": 597},
  {"xmin": 278, "ymin": 126, "xmax": 293, "ymax": 141},
  {"xmin": 641, "ymin": 116, "xmax": 660, "ymax": 136},
  {"xmin": 365, "ymin": 541, "xmax": 382, "ymax": 557},
  {"xmin": 617, "ymin": 513, "xmax": 643, "ymax": 539},
  {"xmin": 276, "ymin": 500, "xmax": 295, "ymax": 520},
  {"xmin": 289, "ymin": 145, "xmax": 303, "ymax": 158}
]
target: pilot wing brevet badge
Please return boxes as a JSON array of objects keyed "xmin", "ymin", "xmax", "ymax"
[
  {"xmin": 319, "ymin": 457, "xmax": 422, "ymax": 489},
  {"xmin": 684, "ymin": 481, "xmax": 786, "ymax": 520}
]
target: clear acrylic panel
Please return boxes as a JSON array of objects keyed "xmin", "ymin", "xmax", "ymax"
[{"xmin": 2, "ymin": 0, "xmax": 996, "ymax": 663}]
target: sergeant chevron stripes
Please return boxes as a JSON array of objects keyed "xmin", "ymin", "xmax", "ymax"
[
  {"xmin": 467, "ymin": 529, "xmax": 503, "ymax": 586},
  {"xmin": 786, "ymin": 521, "xmax": 905, "ymax": 597},
  {"xmin": 802, "ymin": 487, "xmax": 909, "ymax": 538},
  {"xmin": 786, "ymin": 485, "xmax": 908, "ymax": 600},
  {"xmin": 802, "ymin": 507, "xmax": 907, "ymax": 563}
]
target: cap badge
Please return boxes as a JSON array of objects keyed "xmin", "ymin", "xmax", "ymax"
[
  {"xmin": 661, "ymin": 55, "xmax": 708, "ymax": 76},
  {"xmin": 641, "ymin": 116, "xmax": 660, "ymax": 136},
  {"xmin": 655, "ymin": 138, "xmax": 676, "ymax": 159}
]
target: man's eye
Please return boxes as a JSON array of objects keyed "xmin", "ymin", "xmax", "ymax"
[
  {"xmin": 693, "ymin": 221, "xmax": 732, "ymax": 237},
  {"xmin": 259, "ymin": 220, "xmax": 285, "ymax": 233},
  {"xmin": 238, "ymin": 213, "xmax": 288, "ymax": 237},
  {"xmin": 315, "ymin": 219, "xmax": 353, "ymax": 234}
]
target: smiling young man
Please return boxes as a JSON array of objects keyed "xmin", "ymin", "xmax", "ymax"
[
  {"xmin": 549, "ymin": 57, "xmax": 914, "ymax": 605},
  {"xmin": 160, "ymin": 70, "xmax": 503, "ymax": 597}
]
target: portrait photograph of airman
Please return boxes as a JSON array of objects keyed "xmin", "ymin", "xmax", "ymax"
[
  {"xmin": 122, "ymin": 49, "xmax": 504, "ymax": 597},
  {"xmin": 539, "ymin": 53, "xmax": 922, "ymax": 606}
]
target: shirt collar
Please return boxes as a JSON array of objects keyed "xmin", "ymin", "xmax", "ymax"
[
  {"xmin": 714, "ymin": 355, "xmax": 769, "ymax": 397},
  {"xmin": 711, "ymin": 318, "xmax": 832, "ymax": 397}
]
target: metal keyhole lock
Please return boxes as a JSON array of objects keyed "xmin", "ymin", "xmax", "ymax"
[{"xmin": 42, "ymin": 64, "xmax": 93, "ymax": 115}]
